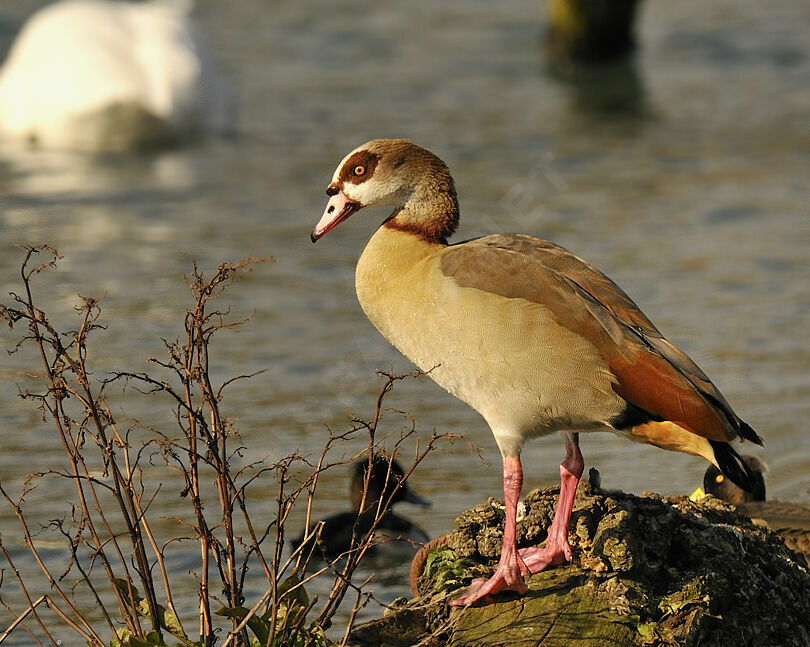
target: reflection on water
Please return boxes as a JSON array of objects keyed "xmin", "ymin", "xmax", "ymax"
[
  {"xmin": 0, "ymin": 0, "xmax": 808, "ymax": 642},
  {"xmin": 553, "ymin": 58, "xmax": 648, "ymax": 118}
]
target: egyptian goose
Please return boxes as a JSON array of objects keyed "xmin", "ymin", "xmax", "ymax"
[
  {"xmin": 293, "ymin": 456, "xmax": 430, "ymax": 560},
  {"xmin": 311, "ymin": 139, "xmax": 763, "ymax": 605},
  {"xmin": 0, "ymin": 0, "xmax": 229, "ymax": 151}
]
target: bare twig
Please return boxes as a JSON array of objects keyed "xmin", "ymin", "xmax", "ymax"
[{"xmin": 0, "ymin": 247, "xmax": 467, "ymax": 647}]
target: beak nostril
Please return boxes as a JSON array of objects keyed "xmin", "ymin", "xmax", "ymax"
[{"xmin": 328, "ymin": 206, "xmax": 335, "ymax": 214}]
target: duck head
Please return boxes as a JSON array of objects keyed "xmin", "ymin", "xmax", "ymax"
[
  {"xmin": 351, "ymin": 456, "xmax": 430, "ymax": 513},
  {"xmin": 704, "ymin": 455, "xmax": 767, "ymax": 504}
]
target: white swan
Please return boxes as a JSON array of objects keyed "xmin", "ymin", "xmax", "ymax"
[{"xmin": 0, "ymin": 0, "xmax": 230, "ymax": 152}]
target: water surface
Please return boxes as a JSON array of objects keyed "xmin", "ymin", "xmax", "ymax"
[{"xmin": 0, "ymin": 0, "xmax": 808, "ymax": 642}]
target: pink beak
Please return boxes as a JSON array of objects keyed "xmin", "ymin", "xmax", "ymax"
[{"xmin": 311, "ymin": 186, "xmax": 361, "ymax": 242}]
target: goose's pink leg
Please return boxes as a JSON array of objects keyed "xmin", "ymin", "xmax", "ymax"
[
  {"xmin": 450, "ymin": 456, "xmax": 529, "ymax": 606},
  {"xmin": 519, "ymin": 435, "xmax": 583, "ymax": 572}
]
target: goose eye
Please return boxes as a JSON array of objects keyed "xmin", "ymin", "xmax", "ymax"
[
  {"xmin": 353, "ymin": 165, "xmax": 366, "ymax": 176},
  {"xmin": 715, "ymin": 474, "xmax": 725, "ymax": 484}
]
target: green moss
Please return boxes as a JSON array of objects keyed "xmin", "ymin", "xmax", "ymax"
[{"xmin": 450, "ymin": 565, "xmax": 636, "ymax": 647}]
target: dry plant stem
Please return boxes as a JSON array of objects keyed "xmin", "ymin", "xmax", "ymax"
[
  {"xmin": 112, "ymin": 428, "xmax": 185, "ymax": 637},
  {"xmin": 0, "ymin": 600, "xmax": 46, "ymax": 647},
  {"xmin": 219, "ymin": 589, "xmax": 273, "ymax": 647},
  {"xmin": 338, "ymin": 579, "xmax": 372, "ymax": 647},
  {"xmin": 237, "ymin": 486, "xmax": 274, "ymax": 581},
  {"xmin": 109, "ymin": 401, "xmax": 182, "ymax": 628},
  {"xmin": 0, "ymin": 544, "xmax": 54, "ymax": 647},
  {"xmin": 220, "ymin": 561, "xmax": 323, "ymax": 647},
  {"xmin": 17, "ymin": 248, "xmax": 161, "ymax": 638},
  {"xmin": 0, "ymin": 594, "xmax": 46, "ymax": 646},
  {"xmin": 55, "ymin": 517, "xmax": 118, "ymax": 639},
  {"xmin": 176, "ymin": 278, "xmax": 218, "ymax": 644},
  {"xmin": 265, "ymin": 458, "xmax": 317, "ymax": 644},
  {"xmin": 202, "ymin": 341, "xmax": 238, "ymax": 609},
  {"xmin": 267, "ymin": 467, "xmax": 286, "ymax": 643},
  {"xmin": 112, "ymin": 265, "xmax": 272, "ymax": 645},
  {"xmin": 295, "ymin": 447, "xmax": 330, "ymax": 575},
  {"xmin": 0, "ymin": 247, "xmax": 222, "ymax": 645},
  {"xmin": 225, "ymin": 375, "xmax": 455, "ymax": 645},
  {"xmin": 183, "ymin": 376, "xmax": 213, "ymax": 644},
  {"xmin": 4, "ymin": 248, "xmax": 463, "ymax": 647},
  {"xmin": 0, "ymin": 486, "xmax": 103, "ymax": 646},
  {"xmin": 315, "ymin": 387, "xmax": 387, "ymax": 622},
  {"xmin": 15, "ymin": 254, "xmax": 139, "ymax": 634},
  {"xmin": 280, "ymin": 597, "xmax": 317, "ymax": 647},
  {"xmin": 185, "ymin": 264, "xmax": 251, "ymax": 644},
  {"xmin": 43, "ymin": 596, "xmax": 99, "ymax": 646},
  {"xmin": 291, "ymin": 424, "xmax": 368, "ymax": 578},
  {"xmin": 315, "ymin": 371, "xmax": 455, "ymax": 628},
  {"xmin": 133, "ymin": 259, "xmax": 272, "ymax": 646}
]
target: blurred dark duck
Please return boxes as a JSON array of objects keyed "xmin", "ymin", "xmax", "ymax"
[
  {"xmin": 293, "ymin": 456, "xmax": 430, "ymax": 560},
  {"xmin": 701, "ymin": 456, "xmax": 809, "ymax": 565}
]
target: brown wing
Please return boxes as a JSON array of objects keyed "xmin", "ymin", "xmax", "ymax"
[{"xmin": 441, "ymin": 234, "xmax": 755, "ymax": 443}]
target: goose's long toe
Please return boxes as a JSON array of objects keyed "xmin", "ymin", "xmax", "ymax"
[{"xmin": 450, "ymin": 560, "xmax": 530, "ymax": 607}]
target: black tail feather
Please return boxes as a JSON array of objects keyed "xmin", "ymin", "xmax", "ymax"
[
  {"xmin": 700, "ymin": 390, "xmax": 763, "ymax": 447},
  {"xmin": 737, "ymin": 419, "xmax": 764, "ymax": 446},
  {"xmin": 709, "ymin": 439, "xmax": 763, "ymax": 495}
]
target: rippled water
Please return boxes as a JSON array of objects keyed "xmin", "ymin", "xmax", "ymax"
[{"xmin": 0, "ymin": 0, "xmax": 808, "ymax": 643}]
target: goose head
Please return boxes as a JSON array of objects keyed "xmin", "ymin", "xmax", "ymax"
[{"xmin": 311, "ymin": 139, "xmax": 459, "ymax": 243}]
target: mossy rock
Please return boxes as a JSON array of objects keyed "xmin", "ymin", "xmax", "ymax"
[{"xmin": 348, "ymin": 483, "xmax": 810, "ymax": 647}]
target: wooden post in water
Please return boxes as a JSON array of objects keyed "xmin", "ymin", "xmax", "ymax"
[{"xmin": 545, "ymin": 0, "xmax": 641, "ymax": 63}]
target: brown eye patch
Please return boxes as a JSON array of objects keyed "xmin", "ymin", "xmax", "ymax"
[{"xmin": 339, "ymin": 150, "xmax": 380, "ymax": 185}]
